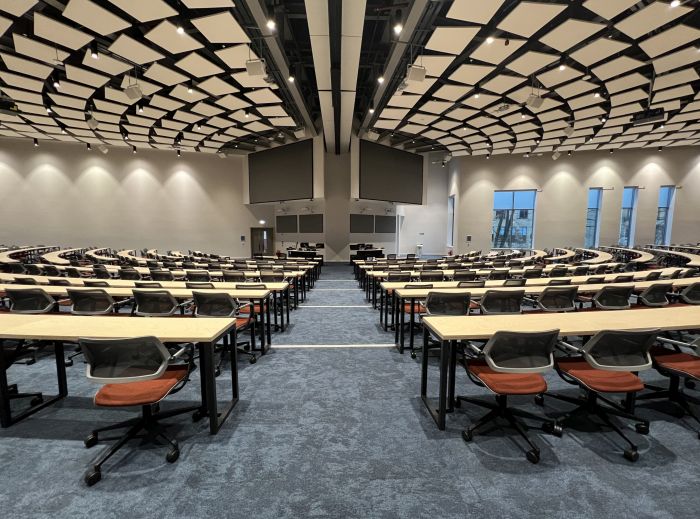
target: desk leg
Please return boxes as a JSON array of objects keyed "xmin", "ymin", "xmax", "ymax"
[
  {"xmin": 272, "ymin": 291, "xmax": 279, "ymax": 331},
  {"xmin": 266, "ymin": 297, "xmax": 272, "ymax": 347},
  {"xmin": 372, "ymin": 277, "xmax": 377, "ymax": 308},
  {"xmin": 294, "ymin": 280, "xmax": 299, "ymax": 308},
  {"xmin": 379, "ymin": 288, "xmax": 384, "ymax": 327},
  {"xmin": 399, "ymin": 297, "xmax": 405, "ymax": 353},
  {"xmin": 286, "ymin": 287, "xmax": 290, "ymax": 326},
  {"xmin": 198, "ymin": 329, "xmax": 239, "ymax": 435},
  {"xmin": 393, "ymin": 292, "xmax": 399, "ymax": 344},
  {"xmin": 0, "ymin": 340, "xmax": 12, "ymax": 428},
  {"xmin": 409, "ymin": 297, "xmax": 416, "ymax": 354},
  {"xmin": 258, "ymin": 299, "xmax": 266, "ymax": 351},
  {"xmin": 421, "ymin": 328, "xmax": 429, "ymax": 396},
  {"xmin": 448, "ymin": 340, "xmax": 456, "ymax": 413},
  {"xmin": 420, "ymin": 339, "xmax": 448, "ymax": 431}
]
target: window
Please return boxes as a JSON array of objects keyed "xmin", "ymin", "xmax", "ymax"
[
  {"xmin": 446, "ymin": 195, "xmax": 455, "ymax": 247},
  {"xmin": 654, "ymin": 186, "xmax": 675, "ymax": 245},
  {"xmin": 584, "ymin": 188, "xmax": 603, "ymax": 248},
  {"xmin": 491, "ymin": 190, "xmax": 536, "ymax": 249},
  {"xmin": 618, "ymin": 186, "xmax": 639, "ymax": 247}
]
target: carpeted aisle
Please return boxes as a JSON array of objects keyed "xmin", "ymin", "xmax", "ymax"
[{"xmin": 0, "ymin": 264, "xmax": 699, "ymax": 518}]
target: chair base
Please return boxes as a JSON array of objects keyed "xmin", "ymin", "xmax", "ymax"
[
  {"xmin": 536, "ymin": 390, "xmax": 648, "ymax": 461},
  {"xmin": 456, "ymin": 394, "xmax": 562, "ymax": 464},
  {"xmin": 638, "ymin": 375, "xmax": 700, "ymax": 440},
  {"xmin": 83, "ymin": 403, "xmax": 198, "ymax": 486}
]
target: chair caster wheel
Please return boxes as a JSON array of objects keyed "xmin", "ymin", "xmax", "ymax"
[
  {"xmin": 685, "ymin": 379, "xmax": 696, "ymax": 390},
  {"xmin": 526, "ymin": 450, "xmax": 540, "ymax": 464},
  {"xmin": 534, "ymin": 394, "xmax": 544, "ymax": 406},
  {"xmin": 166, "ymin": 449, "xmax": 179, "ymax": 463},
  {"xmin": 623, "ymin": 448, "xmax": 639, "ymax": 462},
  {"xmin": 192, "ymin": 410, "xmax": 204, "ymax": 422},
  {"xmin": 249, "ymin": 356, "xmax": 257, "ymax": 364},
  {"xmin": 30, "ymin": 395, "xmax": 43, "ymax": 407},
  {"xmin": 25, "ymin": 358, "xmax": 36, "ymax": 366},
  {"xmin": 65, "ymin": 359, "xmax": 74, "ymax": 367},
  {"xmin": 454, "ymin": 399, "xmax": 461, "ymax": 408},
  {"xmin": 410, "ymin": 351, "xmax": 417, "ymax": 359},
  {"xmin": 84, "ymin": 468, "xmax": 101, "ymax": 486},
  {"xmin": 542, "ymin": 422, "xmax": 563, "ymax": 437},
  {"xmin": 215, "ymin": 368, "xmax": 221, "ymax": 377},
  {"xmin": 635, "ymin": 422, "xmax": 649, "ymax": 435},
  {"xmin": 462, "ymin": 430, "xmax": 473, "ymax": 442},
  {"xmin": 84, "ymin": 434, "xmax": 98, "ymax": 448}
]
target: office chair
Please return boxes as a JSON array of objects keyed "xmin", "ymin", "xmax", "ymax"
[
  {"xmin": 419, "ymin": 271, "xmax": 444, "ymax": 282},
  {"xmin": 612, "ymin": 274, "xmax": 634, "ymax": 283},
  {"xmin": 151, "ymin": 270, "xmax": 174, "ymax": 281},
  {"xmin": 541, "ymin": 329, "xmax": 658, "ymax": 461},
  {"xmin": 458, "ymin": 280, "xmax": 485, "ymax": 288},
  {"xmin": 503, "ymin": 278, "xmax": 526, "ymax": 287},
  {"xmin": 488, "ymin": 270, "xmax": 509, "ymax": 281},
  {"xmin": 146, "ymin": 260, "xmax": 159, "ymax": 268},
  {"xmin": 84, "ymin": 280, "xmax": 109, "ymax": 287},
  {"xmin": 673, "ymin": 282, "xmax": 700, "ymax": 305},
  {"xmin": 186, "ymin": 270, "xmax": 211, "ymax": 282},
  {"xmin": 633, "ymin": 283, "xmax": 673, "ymax": 307},
  {"xmin": 549, "ymin": 266, "xmax": 568, "ymax": 277},
  {"xmin": 547, "ymin": 278, "xmax": 571, "ymax": 286},
  {"xmin": 637, "ymin": 335, "xmax": 700, "ymax": 438},
  {"xmin": 182, "ymin": 261, "xmax": 196, "ymax": 269},
  {"xmin": 457, "ymin": 329, "xmax": 562, "ymax": 464},
  {"xmin": 644, "ymin": 271, "xmax": 662, "ymax": 281},
  {"xmin": 8, "ymin": 263, "xmax": 25, "ymax": 274},
  {"xmin": 118, "ymin": 267, "xmax": 141, "ymax": 280},
  {"xmin": 479, "ymin": 290, "xmax": 524, "ymax": 315},
  {"xmin": 24, "ymin": 264, "xmax": 43, "ymax": 276},
  {"xmin": 682, "ymin": 268, "xmax": 699, "ymax": 278},
  {"xmin": 523, "ymin": 268, "xmax": 543, "ymax": 279},
  {"xmin": 132, "ymin": 290, "xmax": 184, "ymax": 316},
  {"xmin": 593, "ymin": 264, "xmax": 608, "ymax": 275},
  {"xmin": 406, "ymin": 254, "xmax": 416, "ymax": 260},
  {"xmin": 79, "ymin": 336, "xmax": 197, "ymax": 486},
  {"xmin": 66, "ymin": 267, "xmax": 89, "ymax": 278},
  {"xmin": 163, "ymin": 261, "xmax": 177, "ymax": 268},
  {"xmin": 579, "ymin": 285, "xmax": 634, "ymax": 310},
  {"xmin": 528, "ymin": 286, "xmax": 578, "ymax": 312},
  {"xmin": 668, "ymin": 269, "xmax": 683, "ymax": 279},
  {"xmin": 453, "ymin": 269, "xmax": 477, "ymax": 281},
  {"xmin": 135, "ymin": 281, "xmax": 162, "ymax": 288},
  {"xmin": 572, "ymin": 266, "xmax": 589, "ymax": 276},
  {"xmin": 92, "ymin": 265, "xmax": 112, "ymax": 279},
  {"xmin": 186, "ymin": 282, "xmax": 214, "ymax": 289},
  {"xmin": 387, "ymin": 254, "xmax": 397, "ymax": 260},
  {"xmin": 260, "ymin": 271, "xmax": 285, "ymax": 282},
  {"xmin": 12, "ymin": 277, "xmax": 38, "ymax": 285},
  {"xmin": 49, "ymin": 279, "xmax": 71, "ymax": 286},
  {"xmin": 192, "ymin": 291, "xmax": 257, "ymax": 365},
  {"xmin": 5, "ymin": 288, "xmax": 56, "ymax": 366},
  {"xmin": 223, "ymin": 270, "xmax": 247, "ymax": 282}
]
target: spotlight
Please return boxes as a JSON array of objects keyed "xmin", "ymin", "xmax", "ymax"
[
  {"xmin": 138, "ymin": 104, "xmax": 143, "ymax": 113},
  {"xmin": 567, "ymin": 151, "xmax": 572, "ymax": 156},
  {"xmin": 559, "ymin": 63, "xmax": 566, "ymax": 71},
  {"xmin": 266, "ymin": 19, "xmax": 276, "ymax": 30},
  {"xmin": 87, "ymin": 115, "xmax": 99, "ymax": 130},
  {"xmin": 33, "ymin": 138, "xmax": 38, "ymax": 147},
  {"xmin": 473, "ymin": 88, "xmax": 480, "ymax": 99},
  {"xmin": 90, "ymin": 43, "xmax": 98, "ymax": 59},
  {"xmin": 594, "ymin": 92, "xmax": 600, "ymax": 98},
  {"xmin": 133, "ymin": 146, "xmax": 137, "ymax": 154},
  {"xmin": 288, "ymin": 75, "xmax": 295, "ymax": 83},
  {"xmin": 377, "ymin": 76, "xmax": 385, "ymax": 84},
  {"xmin": 393, "ymin": 9, "xmax": 403, "ymax": 36},
  {"xmin": 176, "ymin": 25, "xmax": 185, "ymax": 35},
  {"xmin": 87, "ymin": 143, "xmax": 91, "ymax": 151},
  {"xmin": 177, "ymin": 149, "xmax": 181, "ymax": 157},
  {"xmin": 196, "ymin": 123, "xmax": 202, "ymax": 130},
  {"xmin": 552, "ymin": 151, "xmax": 561, "ymax": 161},
  {"xmin": 46, "ymin": 106, "xmax": 52, "ymax": 113},
  {"xmin": 61, "ymin": 127, "xmax": 66, "ymax": 135},
  {"xmin": 187, "ymin": 83, "xmax": 193, "ymax": 94},
  {"xmin": 524, "ymin": 153, "xmax": 529, "ymax": 158},
  {"xmin": 394, "ymin": 23, "xmax": 403, "ymax": 35},
  {"xmin": 671, "ymin": 0, "xmax": 680, "ymax": 7},
  {"xmin": 53, "ymin": 78, "xmax": 60, "ymax": 89},
  {"xmin": 521, "ymin": 113, "xmax": 526, "ymax": 119},
  {"xmin": 609, "ymin": 149, "xmax": 614, "ymax": 154},
  {"xmin": 486, "ymin": 154, "xmax": 490, "ymax": 160},
  {"xmin": 244, "ymin": 109, "xmax": 250, "ymax": 118},
  {"xmin": 369, "ymin": 103, "xmax": 375, "ymax": 114},
  {"xmin": 486, "ymin": 36, "xmax": 494, "ymax": 44}
]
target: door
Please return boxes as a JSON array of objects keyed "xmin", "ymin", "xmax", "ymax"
[{"xmin": 251, "ymin": 227, "xmax": 274, "ymax": 257}]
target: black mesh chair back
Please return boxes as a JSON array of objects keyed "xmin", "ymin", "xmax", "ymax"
[
  {"xmin": 151, "ymin": 270, "xmax": 174, "ymax": 281},
  {"xmin": 548, "ymin": 278, "xmax": 572, "ymax": 286},
  {"xmin": 133, "ymin": 290, "xmax": 178, "ymax": 316},
  {"xmin": 49, "ymin": 279, "xmax": 71, "ymax": 286},
  {"xmin": 163, "ymin": 261, "xmax": 176, "ymax": 268},
  {"xmin": 592, "ymin": 285, "xmax": 633, "ymax": 310},
  {"xmin": 119, "ymin": 268, "xmax": 141, "ymax": 280},
  {"xmin": 538, "ymin": 286, "xmax": 578, "ymax": 312},
  {"xmin": 682, "ymin": 268, "xmax": 698, "ymax": 278},
  {"xmin": 84, "ymin": 280, "xmax": 109, "ymax": 287},
  {"xmin": 135, "ymin": 281, "xmax": 162, "ymax": 288},
  {"xmin": 9, "ymin": 263, "xmax": 25, "ymax": 274},
  {"xmin": 236, "ymin": 283, "xmax": 266, "ymax": 290},
  {"xmin": 387, "ymin": 272, "xmax": 412, "ymax": 282},
  {"xmin": 488, "ymin": 269, "xmax": 508, "ymax": 280},
  {"xmin": 549, "ymin": 266, "xmax": 568, "ymax": 277},
  {"xmin": 260, "ymin": 271, "xmax": 285, "ymax": 282},
  {"xmin": 586, "ymin": 276, "xmax": 605, "ymax": 284},
  {"xmin": 582, "ymin": 329, "xmax": 658, "ymax": 372},
  {"xmin": 15, "ymin": 278, "xmax": 38, "ymax": 285},
  {"xmin": 93, "ymin": 265, "xmax": 111, "ymax": 279},
  {"xmin": 24, "ymin": 264, "xmax": 43, "ymax": 275},
  {"xmin": 186, "ymin": 282, "xmax": 215, "ymax": 289},
  {"xmin": 613, "ymin": 274, "xmax": 634, "ymax": 283},
  {"xmin": 644, "ymin": 271, "xmax": 661, "ymax": 281},
  {"xmin": 453, "ymin": 269, "xmax": 477, "ymax": 281},
  {"xmin": 483, "ymin": 329, "xmax": 559, "ymax": 373},
  {"xmin": 68, "ymin": 289, "xmax": 115, "ymax": 315},
  {"xmin": 223, "ymin": 270, "xmax": 247, "ymax": 282},
  {"xmin": 572, "ymin": 266, "xmax": 589, "ymax": 276},
  {"xmin": 523, "ymin": 268, "xmax": 543, "ymax": 279},
  {"xmin": 420, "ymin": 271, "xmax": 444, "ymax": 282},
  {"xmin": 187, "ymin": 270, "xmax": 211, "ymax": 282},
  {"xmin": 679, "ymin": 282, "xmax": 700, "ymax": 305},
  {"xmin": 42, "ymin": 265, "xmax": 61, "ymax": 277},
  {"xmin": 637, "ymin": 283, "xmax": 672, "ymax": 307},
  {"xmin": 669, "ymin": 269, "xmax": 682, "ymax": 279},
  {"xmin": 387, "ymin": 254, "xmax": 397, "ymax": 260},
  {"xmin": 458, "ymin": 280, "xmax": 485, "ymax": 288},
  {"xmin": 406, "ymin": 254, "xmax": 416, "ymax": 260},
  {"xmin": 79, "ymin": 336, "xmax": 170, "ymax": 384},
  {"xmin": 425, "ymin": 292, "xmax": 470, "ymax": 316},
  {"xmin": 66, "ymin": 267, "xmax": 82, "ymax": 278},
  {"xmin": 146, "ymin": 260, "xmax": 159, "ymax": 268},
  {"xmin": 404, "ymin": 284, "xmax": 433, "ymax": 290},
  {"xmin": 182, "ymin": 262, "xmax": 196, "ymax": 270},
  {"xmin": 193, "ymin": 291, "xmax": 237, "ymax": 318},
  {"xmin": 504, "ymin": 278, "xmax": 526, "ymax": 287},
  {"xmin": 593, "ymin": 264, "xmax": 608, "ymax": 274},
  {"xmin": 6, "ymin": 288, "xmax": 56, "ymax": 313},
  {"xmin": 480, "ymin": 290, "xmax": 524, "ymax": 315}
]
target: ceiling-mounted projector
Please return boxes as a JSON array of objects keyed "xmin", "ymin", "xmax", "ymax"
[
  {"xmin": 246, "ymin": 58, "xmax": 267, "ymax": 77},
  {"xmin": 631, "ymin": 108, "xmax": 665, "ymax": 126},
  {"xmin": 563, "ymin": 125, "xmax": 574, "ymax": 137},
  {"xmin": 294, "ymin": 127, "xmax": 306, "ymax": 139},
  {"xmin": 97, "ymin": 144, "xmax": 109, "ymax": 154},
  {"xmin": 124, "ymin": 83, "xmax": 143, "ymax": 101},
  {"xmin": 406, "ymin": 64, "xmax": 426, "ymax": 83},
  {"xmin": 525, "ymin": 94, "xmax": 544, "ymax": 109},
  {"xmin": 87, "ymin": 115, "xmax": 99, "ymax": 130},
  {"xmin": 366, "ymin": 130, "xmax": 379, "ymax": 141}
]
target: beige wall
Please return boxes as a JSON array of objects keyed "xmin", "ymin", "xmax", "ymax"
[
  {"xmin": 0, "ymin": 138, "xmax": 272, "ymax": 256},
  {"xmin": 449, "ymin": 146, "xmax": 700, "ymax": 254}
]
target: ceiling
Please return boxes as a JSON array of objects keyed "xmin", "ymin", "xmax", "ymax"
[
  {"xmin": 0, "ymin": 1, "xmax": 698, "ymax": 157},
  {"xmin": 366, "ymin": 0, "xmax": 700, "ymax": 156}
]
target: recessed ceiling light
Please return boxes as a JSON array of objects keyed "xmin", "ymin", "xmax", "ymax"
[
  {"xmin": 266, "ymin": 19, "xmax": 276, "ymax": 30},
  {"xmin": 369, "ymin": 105, "xmax": 375, "ymax": 114},
  {"xmin": 133, "ymin": 146, "xmax": 137, "ymax": 154},
  {"xmin": 394, "ymin": 23, "xmax": 403, "ymax": 36},
  {"xmin": 486, "ymin": 36, "xmax": 494, "ymax": 44},
  {"xmin": 46, "ymin": 106, "xmax": 51, "ymax": 113},
  {"xmin": 594, "ymin": 92, "xmax": 600, "ymax": 98},
  {"xmin": 90, "ymin": 43, "xmax": 98, "ymax": 59},
  {"xmin": 176, "ymin": 25, "xmax": 185, "ymax": 35},
  {"xmin": 33, "ymin": 138, "xmax": 38, "ymax": 147},
  {"xmin": 177, "ymin": 149, "xmax": 181, "ymax": 157},
  {"xmin": 138, "ymin": 104, "xmax": 143, "ymax": 113},
  {"xmin": 559, "ymin": 64, "xmax": 566, "ymax": 71},
  {"xmin": 377, "ymin": 76, "xmax": 385, "ymax": 84},
  {"xmin": 87, "ymin": 143, "xmax": 91, "ymax": 151},
  {"xmin": 670, "ymin": 0, "xmax": 680, "ymax": 7},
  {"xmin": 53, "ymin": 78, "xmax": 60, "ymax": 89},
  {"xmin": 288, "ymin": 75, "xmax": 295, "ymax": 83}
]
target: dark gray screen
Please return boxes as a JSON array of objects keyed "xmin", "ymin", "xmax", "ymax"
[
  {"xmin": 299, "ymin": 214, "xmax": 324, "ymax": 233},
  {"xmin": 359, "ymin": 140, "xmax": 423, "ymax": 204},
  {"xmin": 249, "ymin": 140, "xmax": 313, "ymax": 203},
  {"xmin": 374, "ymin": 215, "xmax": 396, "ymax": 233},
  {"xmin": 276, "ymin": 215, "xmax": 298, "ymax": 233},
  {"xmin": 350, "ymin": 214, "xmax": 374, "ymax": 233}
]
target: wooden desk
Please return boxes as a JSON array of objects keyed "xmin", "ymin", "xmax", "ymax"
[
  {"xmin": 420, "ymin": 306, "xmax": 700, "ymax": 430},
  {"xmin": 647, "ymin": 248, "xmax": 700, "ymax": 268},
  {"xmin": 576, "ymin": 248, "xmax": 614, "ymax": 264},
  {"xmin": 41, "ymin": 247, "xmax": 86, "ymax": 266},
  {"xmin": 0, "ymin": 313, "xmax": 238, "ymax": 434},
  {"xmin": 0, "ymin": 246, "xmax": 58, "ymax": 264},
  {"xmin": 600, "ymin": 246, "xmax": 655, "ymax": 264},
  {"xmin": 544, "ymin": 248, "xmax": 576, "ymax": 263}
]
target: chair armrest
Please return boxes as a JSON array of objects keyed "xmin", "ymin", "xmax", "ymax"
[
  {"xmin": 170, "ymin": 343, "xmax": 194, "ymax": 360},
  {"xmin": 237, "ymin": 302, "xmax": 253, "ymax": 314},
  {"xmin": 557, "ymin": 340, "xmax": 583, "ymax": 354},
  {"xmin": 658, "ymin": 337, "xmax": 699, "ymax": 351},
  {"xmin": 466, "ymin": 341, "xmax": 484, "ymax": 355}
]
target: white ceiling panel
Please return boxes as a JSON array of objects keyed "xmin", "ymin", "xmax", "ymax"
[
  {"xmin": 215, "ymin": 44, "xmax": 258, "ymax": 69},
  {"xmin": 182, "ymin": 0, "xmax": 235, "ymax": 7},
  {"xmin": 537, "ymin": 66, "xmax": 582, "ymax": 89},
  {"xmin": 615, "ymin": 1, "xmax": 691, "ymax": 39},
  {"xmin": 109, "ymin": 35, "xmax": 165, "ymax": 64},
  {"xmin": 106, "ymin": 0, "xmax": 177, "ymax": 22},
  {"xmin": 506, "ymin": 51, "xmax": 558, "ymax": 76},
  {"xmin": 654, "ymin": 69, "xmax": 700, "ymax": 91},
  {"xmin": 175, "ymin": 52, "xmax": 224, "ymax": 77},
  {"xmin": 198, "ymin": 76, "xmax": 239, "ymax": 96},
  {"xmin": 12, "ymin": 34, "xmax": 69, "ymax": 64},
  {"xmin": 653, "ymin": 47, "xmax": 700, "ymax": 75},
  {"xmin": 482, "ymin": 74, "xmax": 525, "ymax": 95},
  {"xmin": 81, "ymin": 49, "xmax": 131, "ymax": 75},
  {"xmin": 145, "ymin": 20, "xmax": 204, "ymax": 54},
  {"xmin": 570, "ymin": 38, "xmax": 630, "ymax": 67},
  {"xmin": 497, "ymin": 2, "xmax": 566, "ymax": 37},
  {"xmin": 470, "ymin": 38, "xmax": 525, "ymax": 65},
  {"xmin": 593, "ymin": 55, "xmax": 644, "ymax": 81},
  {"xmin": 583, "ymin": 0, "xmax": 639, "ymax": 20},
  {"xmin": 447, "ymin": 0, "xmax": 505, "ymax": 24},
  {"xmin": 0, "ymin": 53, "xmax": 52, "ymax": 79},
  {"xmin": 34, "ymin": 13, "xmax": 93, "ymax": 50},
  {"xmin": 63, "ymin": 0, "xmax": 130, "ymax": 36},
  {"xmin": 540, "ymin": 19, "xmax": 605, "ymax": 52},
  {"xmin": 449, "ymin": 64, "xmax": 494, "ymax": 86},
  {"xmin": 192, "ymin": 12, "xmax": 250, "ymax": 44},
  {"xmin": 65, "ymin": 65, "xmax": 110, "ymax": 88},
  {"xmin": 144, "ymin": 63, "xmax": 189, "ymax": 86},
  {"xmin": 425, "ymin": 26, "xmax": 480, "ymax": 55},
  {"xmin": 244, "ymin": 88, "xmax": 283, "ymax": 105},
  {"xmin": 0, "ymin": 0, "xmax": 37, "ymax": 17}
]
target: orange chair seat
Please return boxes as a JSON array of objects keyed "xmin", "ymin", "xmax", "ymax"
[
  {"xmin": 651, "ymin": 347, "xmax": 700, "ymax": 379},
  {"xmin": 403, "ymin": 303, "xmax": 424, "ymax": 314},
  {"xmin": 468, "ymin": 359, "xmax": 547, "ymax": 395},
  {"xmin": 469, "ymin": 301, "xmax": 479, "ymax": 310},
  {"xmin": 252, "ymin": 304, "xmax": 266, "ymax": 314},
  {"xmin": 236, "ymin": 316, "xmax": 252, "ymax": 329},
  {"xmin": 557, "ymin": 358, "xmax": 643, "ymax": 393},
  {"xmin": 95, "ymin": 365, "xmax": 188, "ymax": 407}
]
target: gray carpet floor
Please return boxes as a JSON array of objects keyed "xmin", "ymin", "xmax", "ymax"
[{"xmin": 1, "ymin": 264, "xmax": 699, "ymax": 518}]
